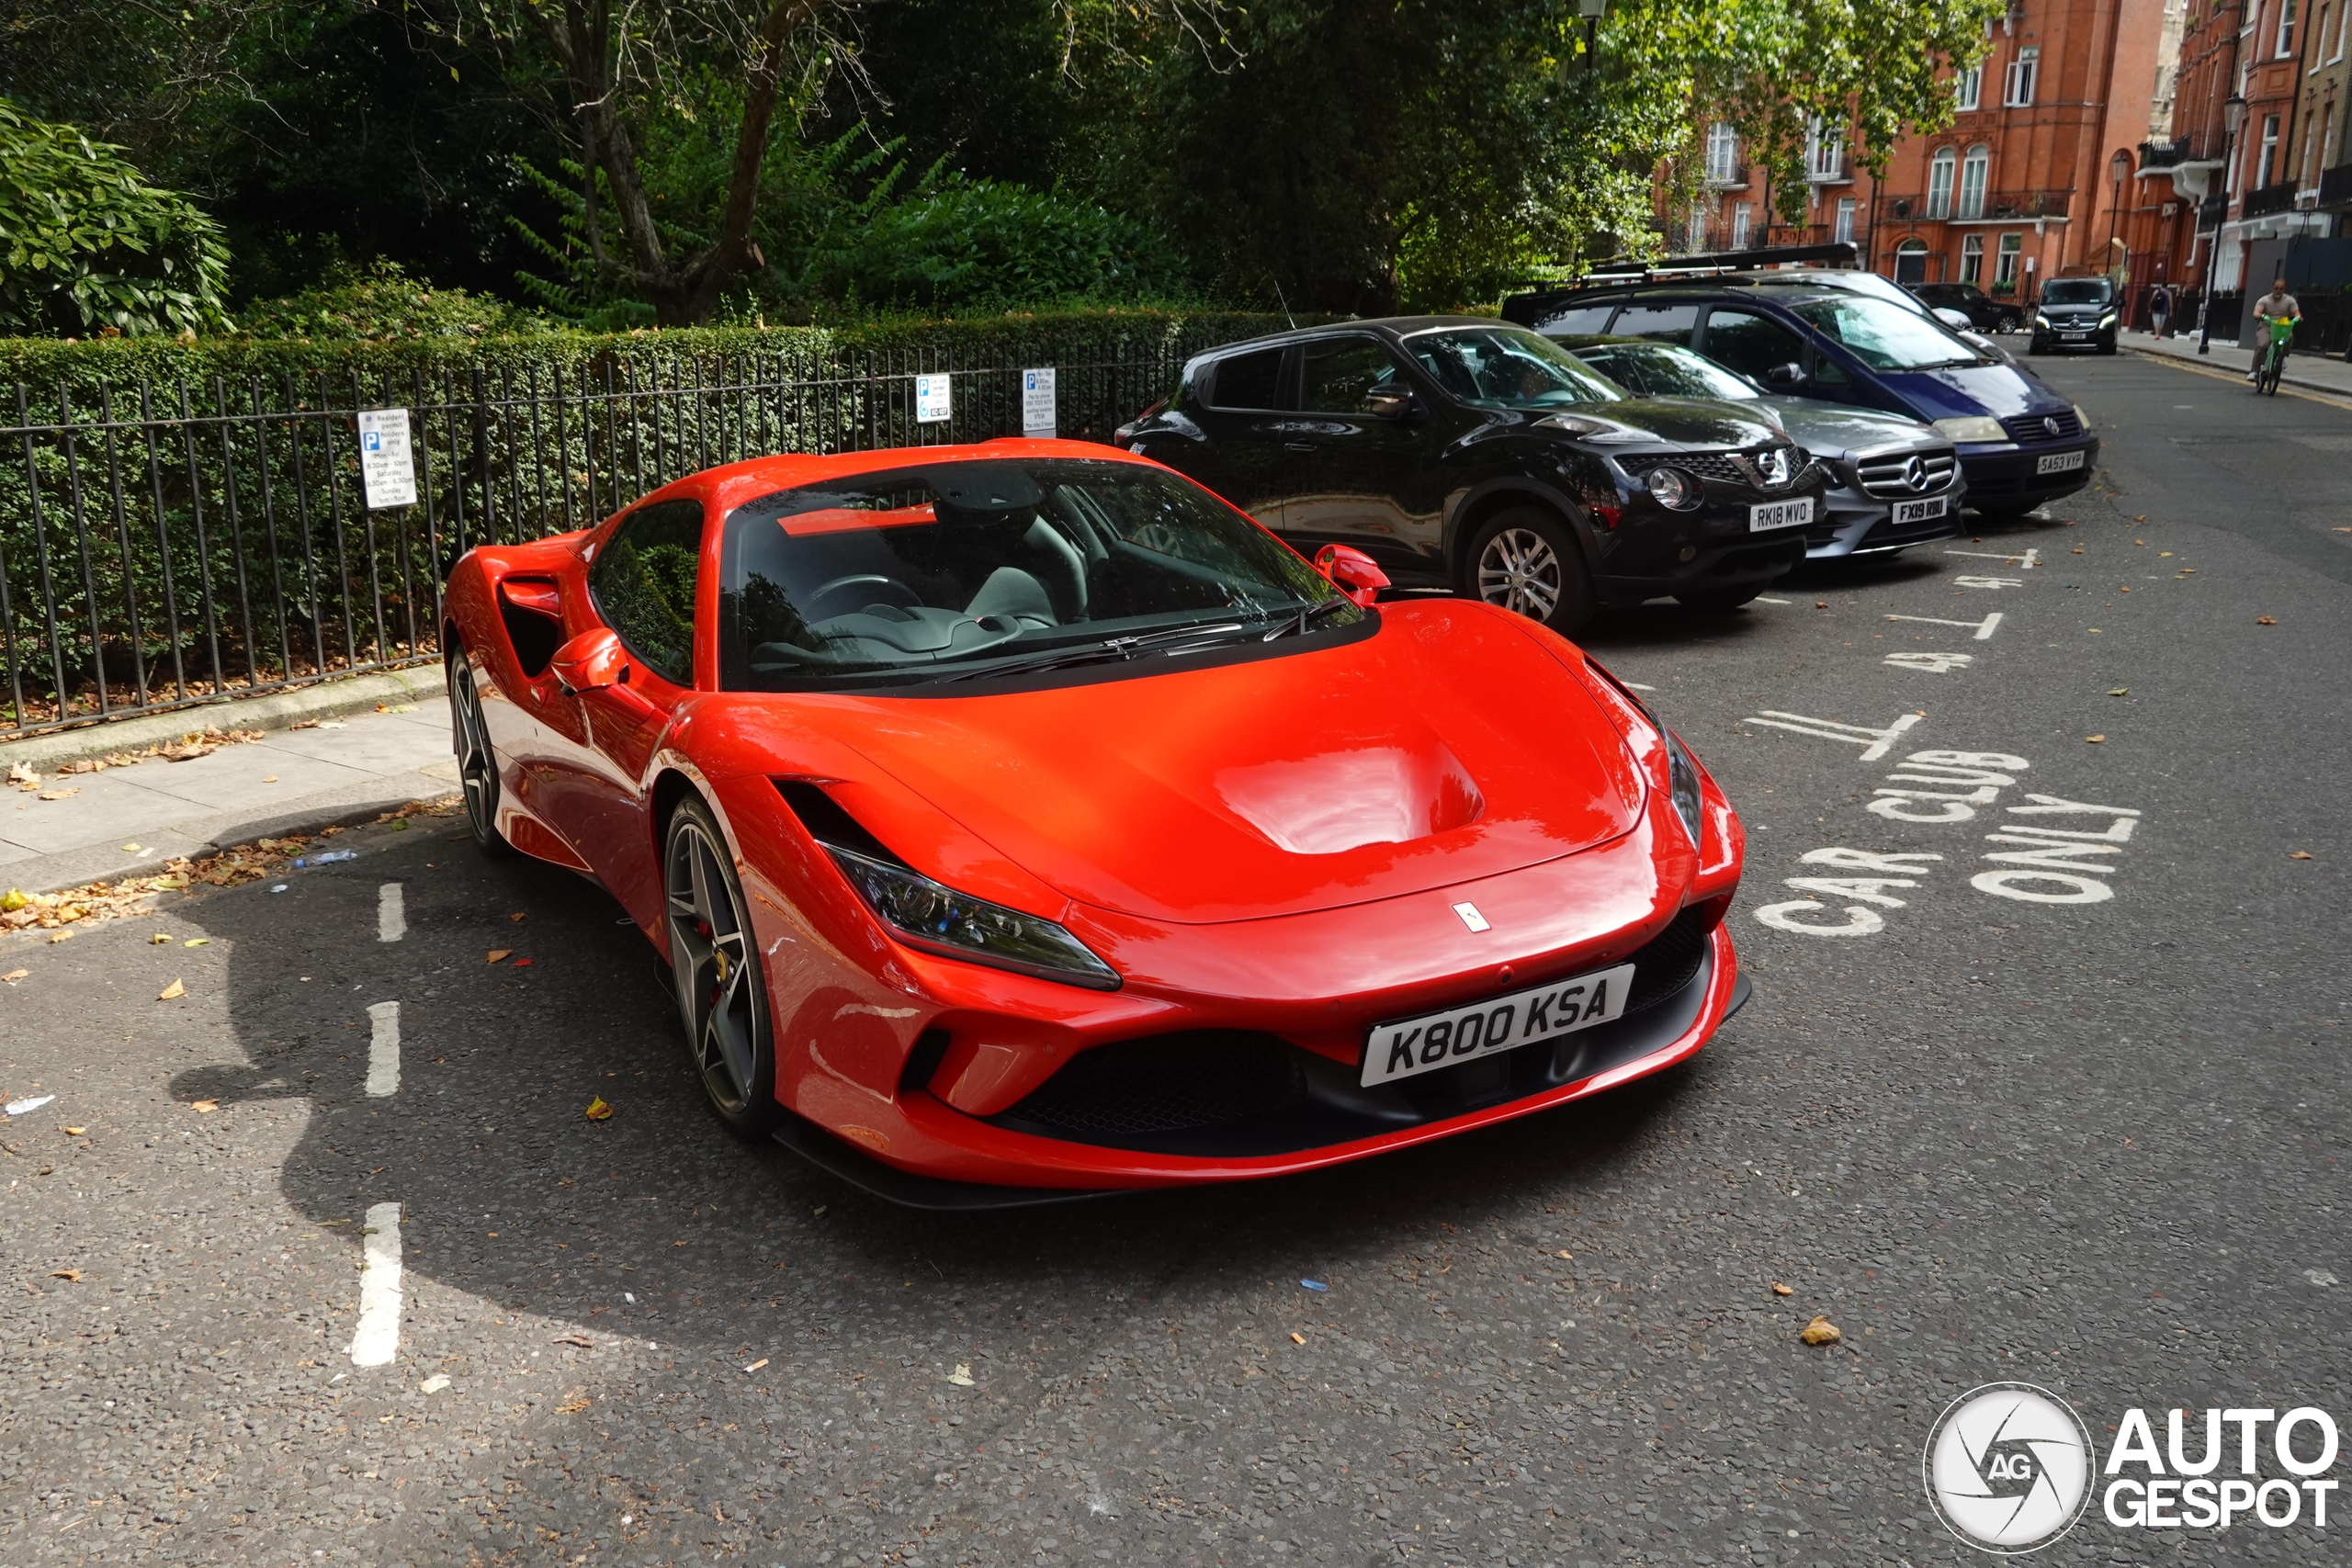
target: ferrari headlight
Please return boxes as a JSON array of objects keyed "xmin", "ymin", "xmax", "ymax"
[
  {"xmin": 1643, "ymin": 467, "xmax": 1701, "ymax": 510},
  {"xmin": 1931, "ymin": 416, "xmax": 2008, "ymax": 444},
  {"xmin": 824, "ymin": 845, "xmax": 1120, "ymax": 990},
  {"xmin": 1663, "ymin": 728, "xmax": 1705, "ymax": 849}
]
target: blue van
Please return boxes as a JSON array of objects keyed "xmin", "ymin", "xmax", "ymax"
[{"xmin": 1504, "ymin": 271, "xmax": 2096, "ymax": 518}]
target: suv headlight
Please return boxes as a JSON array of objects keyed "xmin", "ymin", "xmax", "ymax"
[
  {"xmin": 1663, "ymin": 728, "xmax": 1705, "ymax": 847},
  {"xmin": 2098, "ymin": 310, "xmax": 2119, "ymax": 327},
  {"xmin": 1931, "ymin": 416, "xmax": 2007, "ymax": 443},
  {"xmin": 2032, "ymin": 313, "xmax": 2052, "ymax": 330},
  {"xmin": 1643, "ymin": 467, "xmax": 1702, "ymax": 510},
  {"xmin": 824, "ymin": 845, "xmax": 1120, "ymax": 990}
]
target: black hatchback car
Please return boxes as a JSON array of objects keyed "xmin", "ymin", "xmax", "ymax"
[{"xmin": 1114, "ymin": 318, "xmax": 1827, "ymax": 632}]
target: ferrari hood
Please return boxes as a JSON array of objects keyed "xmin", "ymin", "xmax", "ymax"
[{"xmin": 806, "ymin": 603, "xmax": 1646, "ymax": 925}]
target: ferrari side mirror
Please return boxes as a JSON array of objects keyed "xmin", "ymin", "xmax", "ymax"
[
  {"xmin": 550, "ymin": 626, "xmax": 630, "ymax": 695},
  {"xmin": 1314, "ymin": 543, "xmax": 1391, "ymax": 607}
]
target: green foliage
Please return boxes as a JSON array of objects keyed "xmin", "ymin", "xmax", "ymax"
[
  {"xmin": 233, "ymin": 259, "xmax": 548, "ymax": 342},
  {"xmin": 0, "ymin": 97, "xmax": 232, "ymax": 336}
]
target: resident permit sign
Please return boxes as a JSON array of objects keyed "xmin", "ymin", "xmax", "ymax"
[
  {"xmin": 914, "ymin": 374, "xmax": 952, "ymax": 424},
  {"xmin": 1021, "ymin": 367, "xmax": 1057, "ymax": 438},
  {"xmin": 356, "ymin": 408, "xmax": 418, "ymax": 509}
]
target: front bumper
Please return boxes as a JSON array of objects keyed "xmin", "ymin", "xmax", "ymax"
[
  {"xmin": 1591, "ymin": 472, "xmax": 1824, "ymax": 603},
  {"xmin": 1802, "ymin": 481, "xmax": 1967, "ymax": 558},
  {"xmin": 1954, "ymin": 437, "xmax": 2098, "ymax": 509}
]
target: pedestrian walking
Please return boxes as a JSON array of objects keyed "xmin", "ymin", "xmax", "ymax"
[{"xmin": 2149, "ymin": 284, "xmax": 2172, "ymax": 339}]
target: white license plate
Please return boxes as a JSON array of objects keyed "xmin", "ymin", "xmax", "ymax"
[
  {"xmin": 1892, "ymin": 495, "xmax": 1950, "ymax": 525},
  {"xmin": 1361, "ymin": 963, "xmax": 1636, "ymax": 1088},
  {"xmin": 2036, "ymin": 449, "xmax": 2086, "ymax": 475},
  {"xmin": 2062, "ymin": 332, "xmax": 2091, "ymax": 341},
  {"xmin": 1748, "ymin": 496, "xmax": 1815, "ymax": 532}
]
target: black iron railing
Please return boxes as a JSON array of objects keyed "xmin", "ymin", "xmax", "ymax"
[{"xmin": 0, "ymin": 339, "xmax": 1207, "ymax": 739}]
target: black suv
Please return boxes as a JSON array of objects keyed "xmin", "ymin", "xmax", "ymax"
[
  {"xmin": 1910, "ymin": 282, "xmax": 2025, "ymax": 334},
  {"xmin": 1114, "ymin": 317, "xmax": 1827, "ymax": 632},
  {"xmin": 2029, "ymin": 277, "xmax": 2120, "ymax": 355}
]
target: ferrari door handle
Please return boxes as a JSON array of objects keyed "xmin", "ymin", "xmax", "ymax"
[{"xmin": 1284, "ymin": 442, "xmax": 1317, "ymax": 453}]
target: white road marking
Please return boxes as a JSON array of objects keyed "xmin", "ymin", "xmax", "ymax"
[
  {"xmin": 1885, "ymin": 610, "xmax": 2004, "ymax": 640},
  {"xmin": 1744, "ymin": 710, "xmax": 1924, "ymax": 761},
  {"xmin": 1946, "ymin": 547, "xmax": 2041, "ymax": 568},
  {"xmin": 348, "ymin": 1201, "xmax": 403, "ymax": 1367},
  {"xmin": 365, "ymin": 1002, "xmax": 401, "ymax": 1097},
  {"xmin": 1883, "ymin": 651, "xmax": 1974, "ymax": 672},
  {"xmin": 378, "ymin": 882, "xmax": 405, "ymax": 942},
  {"xmin": 1951, "ymin": 575, "xmax": 2026, "ymax": 590},
  {"xmin": 1754, "ymin": 596, "xmax": 1792, "ymax": 604},
  {"xmin": 1623, "ymin": 682, "xmax": 1657, "ymax": 691}
]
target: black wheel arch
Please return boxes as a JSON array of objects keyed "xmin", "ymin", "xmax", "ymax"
[{"xmin": 1444, "ymin": 476, "xmax": 1605, "ymax": 589}]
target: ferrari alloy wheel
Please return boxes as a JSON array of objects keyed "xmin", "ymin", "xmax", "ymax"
[
  {"xmin": 448, "ymin": 648, "xmax": 513, "ymax": 857},
  {"xmin": 664, "ymin": 798, "xmax": 780, "ymax": 1135},
  {"xmin": 1466, "ymin": 507, "xmax": 1593, "ymax": 637}
]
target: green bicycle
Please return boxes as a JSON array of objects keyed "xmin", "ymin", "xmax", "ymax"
[{"xmin": 2255, "ymin": 314, "xmax": 2295, "ymax": 395}]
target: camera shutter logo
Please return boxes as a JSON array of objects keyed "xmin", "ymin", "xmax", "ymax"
[{"xmin": 1924, "ymin": 1382, "xmax": 2097, "ymax": 1553}]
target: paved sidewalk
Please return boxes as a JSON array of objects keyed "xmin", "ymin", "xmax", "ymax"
[
  {"xmin": 2118, "ymin": 328, "xmax": 2352, "ymax": 397},
  {"xmin": 0, "ymin": 694, "xmax": 458, "ymax": 895}
]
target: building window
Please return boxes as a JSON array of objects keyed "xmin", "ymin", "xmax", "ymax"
[
  {"xmin": 2278, "ymin": 0, "xmax": 2299, "ymax": 57},
  {"xmin": 1835, "ymin": 197, "xmax": 1858, "ymax": 243},
  {"xmin": 1957, "ymin": 64, "xmax": 1983, "ymax": 111},
  {"xmin": 1705, "ymin": 121, "xmax": 1738, "ymax": 184},
  {"xmin": 1806, "ymin": 117, "xmax": 1844, "ymax": 180},
  {"xmin": 1732, "ymin": 201, "xmax": 1753, "ymax": 248},
  {"xmin": 1996, "ymin": 232, "xmax": 2023, "ymax": 285},
  {"xmin": 1960, "ymin": 145, "xmax": 1991, "ymax": 218},
  {"xmin": 2259, "ymin": 113, "xmax": 2281, "ymax": 186},
  {"xmin": 1962, "ymin": 234, "xmax": 1985, "ymax": 283},
  {"xmin": 2005, "ymin": 45, "xmax": 2039, "ymax": 106},
  {"xmin": 2313, "ymin": 5, "xmax": 2333, "ymax": 68},
  {"xmin": 2335, "ymin": 0, "xmax": 2349, "ymax": 59},
  {"xmin": 1894, "ymin": 239, "xmax": 1930, "ymax": 285},
  {"xmin": 1689, "ymin": 204, "xmax": 1710, "ymax": 254},
  {"xmin": 1928, "ymin": 147, "xmax": 1958, "ymax": 217}
]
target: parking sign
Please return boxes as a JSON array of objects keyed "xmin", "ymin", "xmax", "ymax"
[
  {"xmin": 1021, "ymin": 367, "xmax": 1057, "ymax": 439},
  {"xmin": 914, "ymin": 374, "xmax": 952, "ymax": 424},
  {"xmin": 356, "ymin": 408, "xmax": 418, "ymax": 509}
]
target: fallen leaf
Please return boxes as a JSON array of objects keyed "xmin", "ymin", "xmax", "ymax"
[
  {"xmin": 6, "ymin": 763, "xmax": 33, "ymax": 784},
  {"xmin": 584, "ymin": 1097, "xmax": 614, "ymax": 1121},
  {"xmin": 2158, "ymin": 551, "xmax": 2172, "ymax": 558},
  {"xmin": 1813, "ymin": 600, "xmax": 1827, "ymax": 608},
  {"xmin": 552, "ymin": 1335, "xmax": 594, "ymax": 1348},
  {"xmin": 63, "ymin": 1126, "xmax": 84, "ymax": 1136},
  {"xmin": 1554, "ymin": 1250, "xmax": 1572, "ymax": 1259},
  {"xmin": 37, "ymin": 788, "xmax": 77, "ymax": 800},
  {"xmin": 486, "ymin": 949, "xmax": 512, "ymax": 963},
  {"xmin": 183, "ymin": 938, "xmax": 209, "ymax": 947},
  {"xmin": 120, "ymin": 843, "xmax": 143, "ymax": 853},
  {"xmin": 2290, "ymin": 850, "xmax": 2313, "ymax": 860},
  {"xmin": 2085, "ymin": 735, "xmax": 2106, "ymax": 744},
  {"xmin": 509, "ymin": 911, "xmax": 526, "ymax": 922},
  {"xmin": 189, "ymin": 1099, "xmax": 217, "ymax": 1112},
  {"xmin": 1771, "ymin": 1281, "xmax": 1794, "ymax": 1297},
  {"xmin": 2119, "ymin": 586, "xmax": 2131, "ymax": 592},
  {"xmin": 946, "ymin": 1363, "xmax": 977, "ymax": 1386},
  {"xmin": 418, "ymin": 1374, "xmax": 451, "ymax": 1394},
  {"xmin": 1290, "ymin": 1332, "xmax": 1306, "ymax": 1345},
  {"xmin": 513, "ymin": 957, "xmax": 535, "ymax": 967},
  {"xmin": 47, "ymin": 930, "xmax": 72, "ymax": 943},
  {"xmin": 2071, "ymin": 547, "xmax": 2085, "ymax": 554},
  {"xmin": 2108, "ymin": 688, "xmax": 2129, "ymax": 696},
  {"xmin": 1801, "ymin": 1315, "xmax": 1842, "ymax": 1346},
  {"xmin": 743, "ymin": 1358, "xmax": 769, "ymax": 1372},
  {"xmin": 2335, "ymin": 527, "xmax": 2352, "ymax": 534},
  {"xmin": 51, "ymin": 1269, "xmax": 80, "ymax": 1281},
  {"xmin": 1, "ymin": 970, "xmax": 26, "ymax": 984},
  {"xmin": 0, "ymin": 889, "xmax": 25, "ymax": 911},
  {"xmin": 2256, "ymin": 616, "xmax": 2277, "ymax": 625},
  {"xmin": 289, "ymin": 717, "xmax": 320, "ymax": 729},
  {"xmin": 158, "ymin": 977, "xmax": 185, "ymax": 999},
  {"xmin": 556, "ymin": 1391, "xmax": 591, "ymax": 1413},
  {"xmin": 262, "ymin": 776, "xmax": 277, "ymax": 784},
  {"xmin": 149, "ymin": 932, "xmax": 170, "ymax": 944}
]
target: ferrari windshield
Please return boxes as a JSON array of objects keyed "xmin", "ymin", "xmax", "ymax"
[
  {"xmin": 718, "ymin": 458, "xmax": 1355, "ymax": 689},
  {"xmin": 1405, "ymin": 327, "xmax": 1626, "ymax": 408}
]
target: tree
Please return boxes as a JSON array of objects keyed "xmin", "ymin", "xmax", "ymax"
[{"xmin": 0, "ymin": 99, "xmax": 232, "ymax": 335}]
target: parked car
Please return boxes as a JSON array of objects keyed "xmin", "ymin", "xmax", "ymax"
[
  {"xmin": 1114, "ymin": 317, "xmax": 1828, "ymax": 629},
  {"xmin": 1911, "ymin": 281, "xmax": 2027, "ymax": 334},
  {"xmin": 1557, "ymin": 336, "xmax": 1964, "ymax": 559},
  {"xmin": 1506, "ymin": 277, "xmax": 2096, "ymax": 519},
  {"xmin": 443, "ymin": 442, "xmax": 1751, "ymax": 1201},
  {"xmin": 2029, "ymin": 277, "xmax": 2120, "ymax": 355}
]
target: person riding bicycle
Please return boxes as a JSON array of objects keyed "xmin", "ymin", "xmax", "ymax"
[{"xmin": 2249, "ymin": 277, "xmax": 2300, "ymax": 381}]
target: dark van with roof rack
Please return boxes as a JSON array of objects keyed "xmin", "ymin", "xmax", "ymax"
[{"xmin": 1504, "ymin": 265, "xmax": 2097, "ymax": 519}]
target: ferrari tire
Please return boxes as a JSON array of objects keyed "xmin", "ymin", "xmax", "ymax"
[
  {"xmin": 448, "ymin": 646, "xmax": 514, "ymax": 858},
  {"xmin": 663, "ymin": 796, "xmax": 782, "ymax": 1137},
  {"xmin": 1464, "ymin": 506, "xmax": 1595, "ymax": 637},
  {"xmin": 1675, "ymin": 583, "xmax": 1767, "ymax": 614}
]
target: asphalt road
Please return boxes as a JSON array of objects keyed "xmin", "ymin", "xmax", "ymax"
[{"xmin": 2, "ymin": 351, "xmax": 2346, "ymax": 1568}]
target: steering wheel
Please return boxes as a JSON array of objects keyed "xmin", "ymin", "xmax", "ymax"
[{"xmin": 805, "ymin": 573, "xmax": 921, "ymax": 620}]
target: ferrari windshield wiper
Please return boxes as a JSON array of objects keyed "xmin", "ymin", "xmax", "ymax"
[
  {"xmin": 1261, "ymin": 596, "xmax": 1352, "ymax": 640},
  {"xmin": 932, "ymin": 620, "xmax": 1249, "ymax": 682}
]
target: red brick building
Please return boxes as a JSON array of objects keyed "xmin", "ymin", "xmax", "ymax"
[{"xmin": 1677, "ymin": 0, "xmax": 2166, "ymax": 307}]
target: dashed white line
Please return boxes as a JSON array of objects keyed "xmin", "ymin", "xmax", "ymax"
[
  {"xmin": 1947, "ymin": 547, "xmax": 2041, "ymax": 568},
  {"xmin": 1754, "ymin": 596, "xmax": 1792, "ymax": 605},
  {"xmin": 348, "ymin": 1201, "xmax": 404, "ymax": 1367},
  {"xmin": 378, "ymin": 882, "xmax": 405, "ymax": 942},
  {"xmin": 365, "ymin": 1001, "xmax": 401, "ymax": 1097}
]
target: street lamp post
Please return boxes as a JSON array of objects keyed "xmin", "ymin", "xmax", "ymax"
[
  {"xmin": 1578, "ymin": 0, "xmax": 1606, "ymax": 69},
  {"xmin": 2199, "ymin": 92, "xmax": 2247, "ymax": 356},
  {"xmin": 2108, "ymin": 148, "xmax": 2133, "ymax": 327}
]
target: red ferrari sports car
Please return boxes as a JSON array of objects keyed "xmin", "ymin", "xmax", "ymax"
[{"xmin": 442, "ymin": 439, "xmax": 1748, "ymax": 1203}]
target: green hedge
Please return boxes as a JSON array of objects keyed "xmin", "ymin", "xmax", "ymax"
[{"xmin": 0, "ymin": 308, "xmax": 1303, "ymax": 734}]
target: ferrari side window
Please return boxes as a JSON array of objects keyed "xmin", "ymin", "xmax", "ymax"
[{"xmin": 590, "ymin": 497, "xmax": 705, "ymax": 687}]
